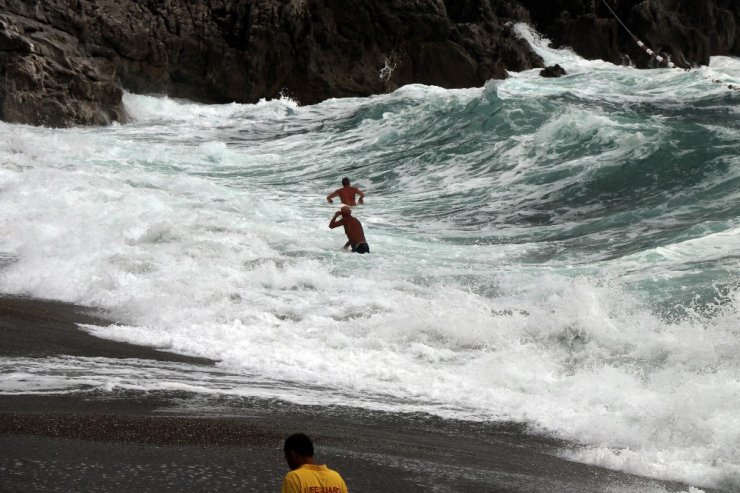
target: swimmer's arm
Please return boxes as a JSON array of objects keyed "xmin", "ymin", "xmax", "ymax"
[
  {"xmin": 355, "ymin": 187, "xmax": 365, "ymax": 204},
  {"xmin": 329, "ymin": 212, "xmax": 344, "ymax": 229},
  {"xmin": 326, "ymin": 189, "xmax": 340, "ymax": 203}
]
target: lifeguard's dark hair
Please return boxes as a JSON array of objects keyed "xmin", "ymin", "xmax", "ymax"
[
  {"xmin": 341, "ymin": 177, "xmax": 350, "ymax": 186},
  {"xmin": 284, "ymin": 433, "xmax": 314, "ymax": 457}
]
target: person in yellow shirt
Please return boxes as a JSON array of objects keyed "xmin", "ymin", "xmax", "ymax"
[{"xmin": 281, "ymin": 433, "xmax": 349, "ymax": 493}]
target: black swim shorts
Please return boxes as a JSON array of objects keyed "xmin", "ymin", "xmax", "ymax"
[{"xmin": 351, "ymin": 243, "xmax": 370, "ymax": 254}]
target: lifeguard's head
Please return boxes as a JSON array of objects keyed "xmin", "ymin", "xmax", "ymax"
[
  {"xmin": 341, "ymin": 177, "xmax": 350, "ymax": 187},
  {"xmin": 340, "ymin": 206, "xmax": 352, "ymax": 217},
  {"xmin": 284, "ymin": 433, "xmax": 314, "ymax": 470}
]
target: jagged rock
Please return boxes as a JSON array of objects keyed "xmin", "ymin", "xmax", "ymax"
[
  {"xmin": 0, "ymin": 12, "xmax": 124, "ymax": 126},
  {"xmin": 0, "ymin": 0, "xmax": 737, "ymax": 127},
  {"xmin": 0, "ymin": 0, "xmax": 543, "ymax": 126},
  {"xmin": 519, "ymin": 0, "xmax": 739, "ymax": 69},
  {"xmin": 630, "ymin": 0, "xmax": 739, "ymax": 67},
  {"xmin": 540, "ymin": 64, "xmax": 567, "ymax": 77}
]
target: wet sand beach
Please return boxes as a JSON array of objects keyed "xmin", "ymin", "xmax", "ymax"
[{"xmin": 0, "ymin": 296, "xmax": 719, "ymax": 492}]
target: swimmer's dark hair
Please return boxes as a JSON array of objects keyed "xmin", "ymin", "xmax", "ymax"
[
  {"xmin": 341, "ymin": 177, "xmax": 350, "ymax": 186},
  {"xmin": 284, "ymin": 433, "xmax": 314, "ymax": 457}
]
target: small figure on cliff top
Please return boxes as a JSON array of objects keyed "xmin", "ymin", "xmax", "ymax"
[
  {"xmin": 281, "ymin": 433, "xmax": 349, "ymax": 493},
  {"xmin": 327, "ymin": 177, "xmax": 364, "ymax": 206}
]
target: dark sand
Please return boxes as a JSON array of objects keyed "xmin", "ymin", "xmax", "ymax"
[{"xmin": 0, "ymin": 296, "xmax": 719, "ymax": 492}]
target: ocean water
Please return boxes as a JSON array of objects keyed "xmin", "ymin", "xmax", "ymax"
[{"xmin": 1, "ymin": 25, "xmax": 739, "ymax": 490}]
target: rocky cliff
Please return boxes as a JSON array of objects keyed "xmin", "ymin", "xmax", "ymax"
[
  {"xmin": 1, "ymin": 0, "xmax": 737, "ymax": 127},
  {"xmin": 521, "ymin": 0, "xmax": 739, "ymax": 68}
]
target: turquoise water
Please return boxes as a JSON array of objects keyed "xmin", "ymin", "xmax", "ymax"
[{"xmin": 0, "ymin": 27, "xmax": 738, "ymax": 490}]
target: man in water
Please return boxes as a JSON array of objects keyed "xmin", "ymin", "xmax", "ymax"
[
  {"xmin": 281, "ymin": 433, "xmax": 349, "ymax": 493},
  {"xmin": 330, "ymin": 206, "xmax": 370, "ymax": 253},
  {"xmin": 326, "ymin": 177, "xmax": 365, "ymax": 206}
]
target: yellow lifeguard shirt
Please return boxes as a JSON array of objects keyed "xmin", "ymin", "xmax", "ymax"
[{"xmin": 281, "ymin": 464, "xmax": 348, "ymax": 493}]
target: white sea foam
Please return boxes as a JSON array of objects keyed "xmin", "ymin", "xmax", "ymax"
[{"xmin": 509, "ymin": 23, "xmax": 740, "ymax": 104}]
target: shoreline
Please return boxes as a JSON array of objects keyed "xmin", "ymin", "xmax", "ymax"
[
  {"xmin": 0, "ymin": 295, "xmax": 212, "ymax": 364},
  {"xmin": 0, "ymin": 295, "xmax": 721, "ymax": 492}
]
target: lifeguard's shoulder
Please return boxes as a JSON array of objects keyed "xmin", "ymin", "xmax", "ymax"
[{"xmin": 283, "ymin": 465, "xmax": 347, "ymax": 492}]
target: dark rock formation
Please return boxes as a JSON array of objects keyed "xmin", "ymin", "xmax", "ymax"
[
  {"xmin": 0, "ymin": 0, "xmax": 540, "ymax": 126},
  {"xmin": 519, "ymin": 0, "xmax": 740, "ymax": 69},
  {"xmin": 629, "ymin": 0, "xmax": 740, "ymax": 67},
  {"xmin": 540, "ymin": 64, "xmax": 567, "ymax": 77},
  {"xmin": 0, "ymin": 0, "xmax": 738, "ymax": 127},
  {"xmin": 0, "ymin": 10, "xmax": 124, "ymax": 126}
]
